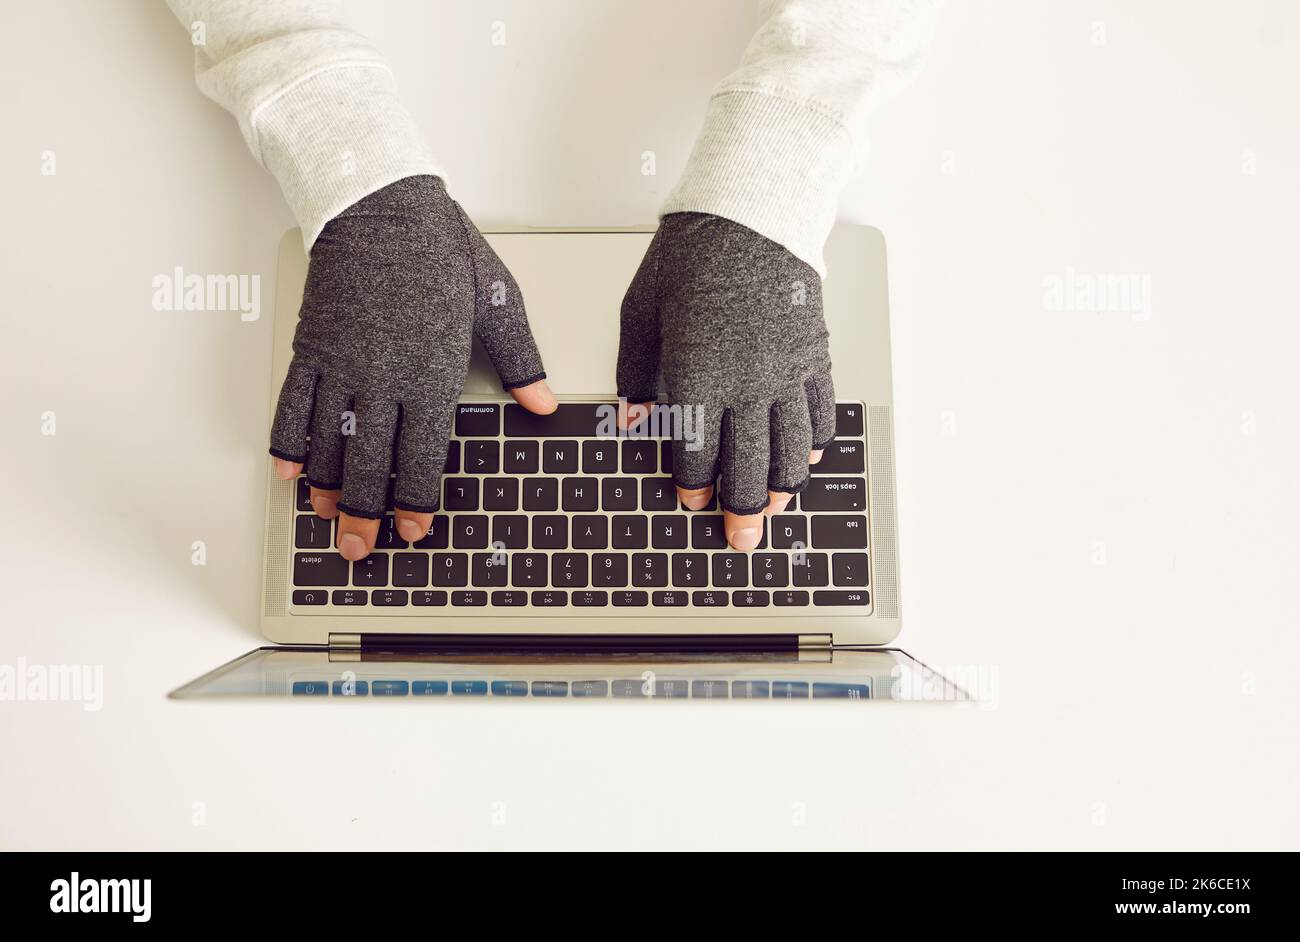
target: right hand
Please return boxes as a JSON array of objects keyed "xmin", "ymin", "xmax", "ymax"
[{"xmin": 268, "ymin": 175, "xmax": 556, "ymax": 560}]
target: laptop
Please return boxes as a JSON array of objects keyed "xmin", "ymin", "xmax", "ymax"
[{"xmin": 171, "ymin": 223, "xmax": 940, "ymax": 700}]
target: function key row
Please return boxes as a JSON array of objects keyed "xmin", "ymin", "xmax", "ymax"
[
  {"xmin": 455, "ymin": 402, "xmax": 866, "ymax": 441},
  {"xmin": 291, "ymin": 679, "xmax": 869, "ymax": 698},
  {"xmin": 291, "ymin": 587, "xmax": 869, "ymax": 608}
]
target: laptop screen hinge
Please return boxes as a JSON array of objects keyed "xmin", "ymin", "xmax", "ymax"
[
  {"xmin": 330, "ymin": 632, "xmax": 822, "ymax": 655},
  {"xmin": 798, "ymin": 633, "xmax": 833, "ymax": 650},
  {"xmin": 328, "ymin": 633, "xmax": 362, "ymax": 654}
]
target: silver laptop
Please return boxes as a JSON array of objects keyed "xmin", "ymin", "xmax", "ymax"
[{"xmin": 171, "ymin": 223, "xmax": 920, "ymax": 699}]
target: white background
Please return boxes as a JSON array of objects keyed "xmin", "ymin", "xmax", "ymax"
[{"xmin": 1, "ymin": 0, "xmax": 1297, "ymax": 849}]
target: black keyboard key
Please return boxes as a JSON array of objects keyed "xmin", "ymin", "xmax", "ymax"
[
  {"xmin": 374, "ymin": 515, "xmax": 408, "ymax": 549},
  {"xmin": 832, "ymin": 552, "xmax": 870, "ymax": 586},
  {"xmin": 464, "ymin": 440, "xmax": 499, "ymax": 474},
  {"xmin": 652, "ymin": 515, "xmax": 688, "ymax": 549},
  {"xmin": 733, "ymin": 589, "xmax": 770, "ymax": 608},
  {"xmin": 295, "ymin": 477, "xmax": 312, "ymax": 511},
  {"xmin": 491, "ymin": 590, "xmax": 528, "ymax": 607},
  {"xmin": 692, "ymin": 590, "xmax": 728, "ymax": 608},
  {"xmin": 641, "ymin": 478, "xmax": 676, "ymax": 511},
  {"xmin": 691, "ymin": 515, "xmax": 726, "ymax": 549},
  {"xmin": 332, "ymin": 589, "xmax": 367, "ymax": 606},
  {"xmin": 572, "ymin": 590, "xmax": 608, "ymax": 607},
  {"xmin": 671, "ymin": 553, "xmax": 708, "ymax": 587},
  {"xmin": 415, "ymin": 516, "xmax": 450, "ymax": 549},
  {"xmin": 613, "ymin": 590, "xmax": 648, "ymax": 607},
  {"xmin": 572, "ymin": 515, "xmax": 608, "ymax": 549},
  {"xmin": 531, "ymin": 515, "xmax": 567, "ymax": 549},
  {"xmin": 811, "ymin": 514, "xmax": 869, "ymax": 548},
  {"xmin": 601, "ymin": 477, "xmax": 637, "ymax": 510},
  {"xmin": 632, "ymin": 553, "xmax": 668, "ymax": 587},
  {"xmin": 452, "ymin": 515, "xmax": 489, "ymax": 549},
  {"xmin": 660, "ymin": 441, "xmax": 673, "ymax": 474},
  {"xmin": 443, "ymin": 478, "xmax": 478, "ymax": 511},
  {"xmin": 292, "ymin": 589, "xmax": 327, "ymax": 605},
  {"xmin": 444, "ymin": 440, "xmax": 461, "ymax": 474},
  {"xmin": 591, "ymin": 553, "xmax": 629, "ymax": 587},
  {"xmin": 522, "ymin": 478, "xmax": 558, "ymax": 511},
  {"xmin": 531, "ymin": 590, "xmax": 567, "ymax": 607},
  {"xmin": 392, "ymin": 552, "xmax": 429, "ymax": 587},
  {"xmin": 491, "ymin": 515, "xmax": 528, "ymax": 549},
  {"xmin": 504, "ymin": 402, "xmax": 610, "ymax": 437},
  {"xmin": 803, "ymin": 479, "xmax": 866, "ymax": 512},
  {"xmin": 813, "ymin": 440, "xmax": 865, "ymax": 474},
  {"xmin": 294, "ymin": 553, "xmax": 348, "ymax": 586},
  {"xmin": 770, "ymin": 514, "xmax": 808, "ymax": 549},
  {"xmin": 431, "ymin": 553, "xmax": 468, "ymax": 587},
  {"xmin": 751, "ymin": 553, "xmax": 788, "ymax": 588},
  {"xmin": 452, "ymin": 591, "xmax": 487, "ymax": 606},
  {"xmin": 512, "ymin": 553, "xmax": 548, "ymax": 587},
  {"xmin": 551, "ymin": 553, "xmax": 589, "ymax": 588},
  {"xmin": 562, "ymin": 477, "xmax": 598, "ymax": 512},
  {"xmin": 711, "ymin": 553, "xmax": 748, "ymax": 587},
  {"xmin": 620, "ymin": 440, "xmax": 656, "ymax": 473},
  {"xmin": 814, "ymin": 590, "xmax": 870, "ymax": 606},
  {"xmin": 611, "ymin": 515, "xmax": 648, "ymax": 549},
  {"xmin": 455, "ymin": 403, "xmax": 500, "ymax": 437},
  {"xmin": 582, "ymin": 440, "xmax": 618, "ymax": 473},
  {"xmin": 653, "ymin": 590, "xmax": 687, "ymax": 607},
  {"xmin": 836, "ymin": 403, "xmax": 864, "ymax": 437},
  {"xmin": 372, "ymin": 589, "xmax": 408, "ymax": 607},
  {"xmin": 472, "ymin": 552, "xmax": 509, "ymax": 586},
  {"xmin": 503, "ymin": 440, "xmax": 538, "ymax": 474},
  {"xmin": 791, "ymin": 552, "xmax": 830, "ymax": 586},
  {"xmin": 295, "ymin": 515, "xmax": 332, "ymax": 549},
  {"xmin": 412, "ymin": 590, "xmax": 448, "ymax": 606},
  {"xmin": 351, "ymin": 556, "xmax": 384, "ymax": 584},
  {"xmin": 543, "ymin": 440, "xmax": 578, "ymax": 474},
  {"xmin": 774, "ymin": 590, "xmax": 810, "ymax": 606},
  {"xmin": 482, "ymin": 477, "xmax": 518, "ymax": 511}
]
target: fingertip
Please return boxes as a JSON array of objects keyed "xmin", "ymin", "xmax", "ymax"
[
  {"xmin": 511, "ymin": 380, "xmax": 558, "ymax": 415},
  {"xmin": 619, "ymin": 400, "xmax": 654, "ymax": 432},
  {"xmin": 311, "ymin": 488, "xmax": 340, "ymax": 521},
  {"xmin": 809, "ymin": 449, "xmax": 824, "ymax": 465},
  {"xmin": 677, "ymin": 485, "xmax": 713, "ymax": 511},
  {"xmin": 276, "ymin": 458, "xmax": 303, "ymax": 480},
  {"xmin": 726, "ymin": 516, "xmax": 764, "ymax": 551},
  {"xmin": 764, "ymin": 492, "xmax": 793, "ymax": 516}
]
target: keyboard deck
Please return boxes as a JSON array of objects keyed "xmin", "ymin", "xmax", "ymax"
[{"xmin": 288, "ymin": 401, "xmax": 871, "ymax": 613}]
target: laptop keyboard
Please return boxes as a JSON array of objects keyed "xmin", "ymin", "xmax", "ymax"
[{"xmin": 289, "ymin": 401, "xmax": 871, "ymax": 611}]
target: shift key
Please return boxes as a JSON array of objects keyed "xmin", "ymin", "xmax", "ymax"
[
  {"xmin": 802, "ymin": 478, "xmax": 866, "ymax": 511},
  {"xmin": 294, "ymin": 553, "xmax": 349, "ymax": 586}
]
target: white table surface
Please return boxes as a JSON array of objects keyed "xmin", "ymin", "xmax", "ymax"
[{"xmin": 1, "ymin": 0, "xmax": 1297, "ymax": 850}]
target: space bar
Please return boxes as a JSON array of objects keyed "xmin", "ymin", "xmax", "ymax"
[{"xmin": 504, "ymin": 402, "xmax": 617, "ymax": 437}]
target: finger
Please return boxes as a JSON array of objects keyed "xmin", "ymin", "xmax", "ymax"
[
  {"xmin": 806, "ymin": 368, "xmax": 837, "ymax": 450},
  {"xmin": 809, "ymin": 449, "xmax": 824, "ymax": 465},
  {"xmin": 456, "ymin": 204, "xmax": 549, "ymax": 390},
  {"xmin": 765, "ymin": 490, "xmax": 794, "ymax": 516},
  {"xmin": 337, "ymin": 396, "xmax": 401, "ymax": 519},
  {"xmin": 677, "ymin": 483, "xmax": 714, "ymax": 511},
  {"xmin": 619, "ymin": 399, "xmax": 654, "ymax": 432},
  {"xmin": 269, "ymin": 360, "xmax": 316, "ymax": 464},
  {"xmin": 769, "ymin": 392, "xmax": 813, "ymax": 494},
  {"xmin": 671, "ymin": 402, "xmax": 722, "ymax": 496},
  {"xmin": 616, "ymin": 231, "xmax": 663, "ymax": 408},
  {"xmin": 509, "ymin": 379, "xmax": 558, "ymax": 415},
  {"xmin": 337, "ymin": 511, "xmax": 381, "ymax": 562},
  {"xmin": 275, "ymin": 458, "xmax": 303, "ymax": 481},
  {"xmin": 718, "ymin": 402, "xmax": 771, "ymax": 517},
  {"xmin": 393, "ymin": 509, "xmax": 433, "ymax": 543},
  {"xmin": 393, "ymin": 404, "xmax": 451, "ymax": 517},
  {"xmin": 724, "ymin": 509, "xmax": 765, "ymax": 551},
  {"xmin": 310, "ymin": 486, "xmax": 340, "ymax": 520},
  {"xmin": 305, "ymin": 376, "xmax": 351, "ymax": 492}
]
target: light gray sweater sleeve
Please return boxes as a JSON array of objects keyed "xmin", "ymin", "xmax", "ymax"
[
  {"xmin": 661, "ymin": 0, "xmax": 942, "ymax": 276},
  {"xmin": 166, "ymin": 0, "xmax": 441, "ymax": 251}
]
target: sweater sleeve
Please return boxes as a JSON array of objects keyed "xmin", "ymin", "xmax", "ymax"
[
  {"xmin": 166, "ymin": 0, "xmax": 442, "ymax": 251},
  {"xmin": 660, "ymin": 0, "xmax": 941, "ymax": 276}
]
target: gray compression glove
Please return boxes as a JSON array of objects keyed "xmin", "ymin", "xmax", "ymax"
[
  {"xmin": 269, "ymin": 175, "xmax": 545, "ymax": 518},
  {"xmin": 616, "ymin": 212, "xmax": 836, "ymax": 516}
]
